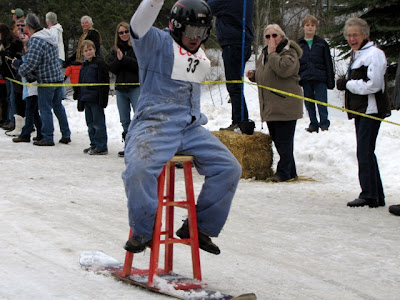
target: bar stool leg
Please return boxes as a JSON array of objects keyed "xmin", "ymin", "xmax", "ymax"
[
  {"xmin": 183, "ymin": 161, "xmax": 202, "ymax": 281},
  {"xmin": 148, "ymin": 165, "xmax": 167, "ymax": 286},
  {"xmin": 121, "ymin": 229, "xmax": 134, "ymax": 277},
  {"xmin": 164, "ymin": 161, "xmax": 175, "ymax": 273}
]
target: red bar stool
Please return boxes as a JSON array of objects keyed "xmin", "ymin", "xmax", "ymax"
[{"xmin": 120, "ymin": 155, "xmax": 202, "ymax": 288}]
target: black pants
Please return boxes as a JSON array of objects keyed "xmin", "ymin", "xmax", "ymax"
[
  {"xmin": 14, "ymin": 91, "xmax": 26, "ymax": 117},
  {"xmin": 0, "ymin": 83, "xmax": 7, "ymax": 121},
  {"xmin": 267, "ymin": 120, "xmax": 297, "ymax": 180},
  {"xmin": 355, "ymin": 115, "xmax": 384, "ymax": 201},
  {"xmin": 222, "ymin": 45, "xmax": 251, "ymax": 124}
]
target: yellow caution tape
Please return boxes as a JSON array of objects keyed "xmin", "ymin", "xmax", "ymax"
[
  {"xmin": 5, "ymin": 78, "xmax": 139, "ymax": 87},
  {"xmin": 6, "ymin": 77, "xmax": 398, "ymax": 127},
  {"xmin": 245, "ymin": 80, "xmax": 400, "ymax": 127}
]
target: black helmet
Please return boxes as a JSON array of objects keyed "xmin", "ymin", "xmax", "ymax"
[{"xmin": 169, "ymin": 0, "xmax": 213, "ymax": 53}]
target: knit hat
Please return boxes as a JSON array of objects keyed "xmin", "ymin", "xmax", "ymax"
[{"xmin": 11, "ymin": 8, "xmax": 25, "ymax": 18}]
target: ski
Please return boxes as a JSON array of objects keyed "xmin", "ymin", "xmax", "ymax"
[{"xmin": 80, "ymin": 251, "xmax": 256, "ymax": 300}]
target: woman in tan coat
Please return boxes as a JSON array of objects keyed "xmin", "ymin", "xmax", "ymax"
[{"xmin": 247, "ymin": 24, "xmax": 303, "ymax": 182}]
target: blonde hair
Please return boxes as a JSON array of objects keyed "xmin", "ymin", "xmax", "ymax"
[
  {"xmin": 264, "ymin": 24, "xmax": 286, "ymax": 43},
  {"xmin": 114, "ymin": 22, "xmax": 132, "ymax": 50},
  {"xmin": 302, "ymin": 15, "xmax": 318, "ymax": 27},
  {"xmin": 80, "ymin": 39, "xmax": 96, "ymax": 52}
]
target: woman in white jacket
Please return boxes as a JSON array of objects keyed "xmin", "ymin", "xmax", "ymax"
[{"xmin": 336, "ymin": 18, "xmax": 391, "ymax": 208}]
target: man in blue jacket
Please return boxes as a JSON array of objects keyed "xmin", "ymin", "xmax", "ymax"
[
  {"xmin": 13, "ymin": 13, "xmax": 71, "ymax": 146},
  {"xmin": 298, "ymin": 15, "xmax": 335, "ymax": 133},
  {"xmin": 207, "ymin": 0, "xmax": 254, "ymax": 131}
]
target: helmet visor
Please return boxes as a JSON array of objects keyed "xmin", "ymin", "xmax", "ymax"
[{"xmin": 183, "ymin": 25, "xmax": 209, "ymax": 40}]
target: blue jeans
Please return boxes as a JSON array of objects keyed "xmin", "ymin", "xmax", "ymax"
[
  {"xmin": 37, "ymin": 86, "xmax": 71, "ymax": 142},
  {"xmin": 84, "ymin": 101, "xmax": 107, "ymax": 150},
  {"xmin": 267, "ymin": 120, "xmax": 297, "ymax": 181},
  {"xmin": 303, "ymin": 81, "xmax": 330, "ymax": 129},
  {"xmin": 20, "ymin": 95, "xmax": 42, "ymax": 139},
  {"xmin": 222, "ymin": 45, "xmax": 251, "ymax": 124},
  {"xmin": 355, "ymin": 115, "xmax": 384, "ymax": 201},
  {"xmin": 123, "ymin": 117, "xmax": 241, "ymax": 243},
  {"xmin": 6, "ymin": 80, "xmax": 16, "ymax": 125},
  {"xmin": 59, "ymin": 59, "xmax": 65, "ymax": 99},
  {"xmin": 116, "ymin": 87, "xmax": 140, "ymax": 134}
]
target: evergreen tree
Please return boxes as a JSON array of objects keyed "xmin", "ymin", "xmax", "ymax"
[{"xmin": 328, "ymin": 0, "xmax": 400, "ymax": 80}]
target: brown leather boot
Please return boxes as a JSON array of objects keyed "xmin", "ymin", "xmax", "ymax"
[{"xmin": 12, "ymin": 136, "xmax": 30, "ymax": 143}]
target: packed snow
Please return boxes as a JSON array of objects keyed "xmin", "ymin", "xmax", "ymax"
[{"xmin": 1, "ymin": 54, "xmax": 400, "ymax": 299}]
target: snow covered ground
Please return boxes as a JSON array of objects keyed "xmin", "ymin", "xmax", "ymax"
[{"xmin": 1, "ymin": 67, "xmax": 400, "ymax": 299}]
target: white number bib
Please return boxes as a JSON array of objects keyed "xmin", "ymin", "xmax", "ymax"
[{"xmin": 171, "ymin": 40, "xmax": 211, "ymax": 83}]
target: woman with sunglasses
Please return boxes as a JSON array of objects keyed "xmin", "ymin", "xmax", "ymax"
[
  {"xmin": 246, "ymin": 24, "xmax": 303, "ymax": 182},
  {"xmin": 108, "ymin": 22, "xmax": 140, "ymax": 157}
]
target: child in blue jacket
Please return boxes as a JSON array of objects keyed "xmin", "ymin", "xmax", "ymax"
[
  {"xmin": 77, "ymin": 40, "xmax": 109, "ymax": 155},
  {"xmin": 298, "ymin": 15, "xmax": 335, "ymax": 133}
]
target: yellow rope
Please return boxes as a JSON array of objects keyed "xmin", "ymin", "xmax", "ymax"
[{"xmin": 5, "ymin": 77, "xmax": 398, "ymax": 126}]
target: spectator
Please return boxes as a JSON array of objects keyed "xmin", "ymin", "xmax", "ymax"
[
  {"xmin": 108, "ymin": 21, "xmax": 140, "ymax": 157},
  {"xmin": 67, "ymin": 16, "xmax": 101, "ymax": 65},
  {"xmin": 392, "ymin": 55, "xmax": 400, "ymax": 110},
  {"xmin": 5, "ymin": 18, "xmax": 28, "ymax": 137},
  {"xmin": 12, "ymin": 13, "xmax": 71, "ymax": 146},
  {"xmin": 0, "ymin": 75, "xmax": 6, "ymax": 126},
  {"xmin": 298, "ymin": 15, "xmax": 334, "ymax": 133},
  {"xmin": 64, "ymin": 61, "xmax": 81, "ymax": 100},
  {"xmin": 46, "ymin": 12, "xmax": 65, "ymax": 65},
  {"xmin": 207, "ymin": 0, "xmax": 254, "ymax": 132},
  {"xmin": 0, "ymin": 22, "xmax": 23, "ymax": 131},
  {"xmin": 12, "ymin": 43, "xmax": 42, "ymax": 143},
  {"xmin": 11, "ymin": 8, "xmax": 25, "ymax": 22},
  {"xmin": 123, "ymin": 0, "xmax": 241, "ymax": 255},
  {"xmin": 11, "ymin": 8, "xmax": 25, "ymax": 40},
  {"xmin": 246, "ymin": 24, "xmax": 303, "ymax": 182},
  {"xmin": 336, "ymin": 17, "xmax": 391, "ymax": 208},
  {"xmin": 77, "ymin": 40, "xmax": 109, "ymax": 155}
]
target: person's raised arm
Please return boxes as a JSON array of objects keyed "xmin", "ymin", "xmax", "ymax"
[{"xmin": 130, "ymin": 0, "xmax": 164, "ymax": 39}]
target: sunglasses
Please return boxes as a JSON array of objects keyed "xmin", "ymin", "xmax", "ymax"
[
  {"xmin": 118, "ymin": 30, "xmax": 129, "ymax": 35},
  {"xmin": 16, "ymin": 24, "xmax": 25, "ymax": 27},
  {"xmin": 265, "ymin": 33, "xmax": 278, "ymax": 39}
]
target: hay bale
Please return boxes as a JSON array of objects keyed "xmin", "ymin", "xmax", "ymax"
[{"xmin": 212, "ymin": 131, "xmax": 273, "ymax": 180}]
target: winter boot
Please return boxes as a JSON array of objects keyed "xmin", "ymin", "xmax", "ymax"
[
  {"xmin": 1, "ymin": 120, "xmax": 13, "ymax": 130},
  {"xmin": 12, "ymin": 136, "xmax": 30, "ymax": 143},
  {"xmin": 389, "ymin": 204, "xmax": 400, "ymax": 216},
  {"xmin": 124, "ymin": 236, "xmax": 152, "ymax": 253},
  {"xmin": 176, "ymin": 223, "xmax": 220, "ymax": 255},
  {"xmin": 118, "ymin": 131, "xmax": 126, "ymax": 158},
  {"xmin": 5, "ymin": 115, "xmax": 25, "ymax": 137}
]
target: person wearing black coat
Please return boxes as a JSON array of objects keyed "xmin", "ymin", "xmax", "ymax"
[
  {"xmin": 77, "ymin": 40, "xmax": 109, "ymax": 155},
  {"xmin": 65, "ymin": 15, "xmax": 102, "ymax": 67},
  {"xmin": 108, "ymin": 22, "xmax": 140, "ymax": 157},
  {"xmin": 0, "ymin": 22, "xmax": 23, "ymax": 130},
  {"xmin": 298, "ymin": 15, "xmax": 334, "ymax": 133},
  {"xmin": 207, "ymin": 0, "xmax": 255, "ymax": 131}
]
